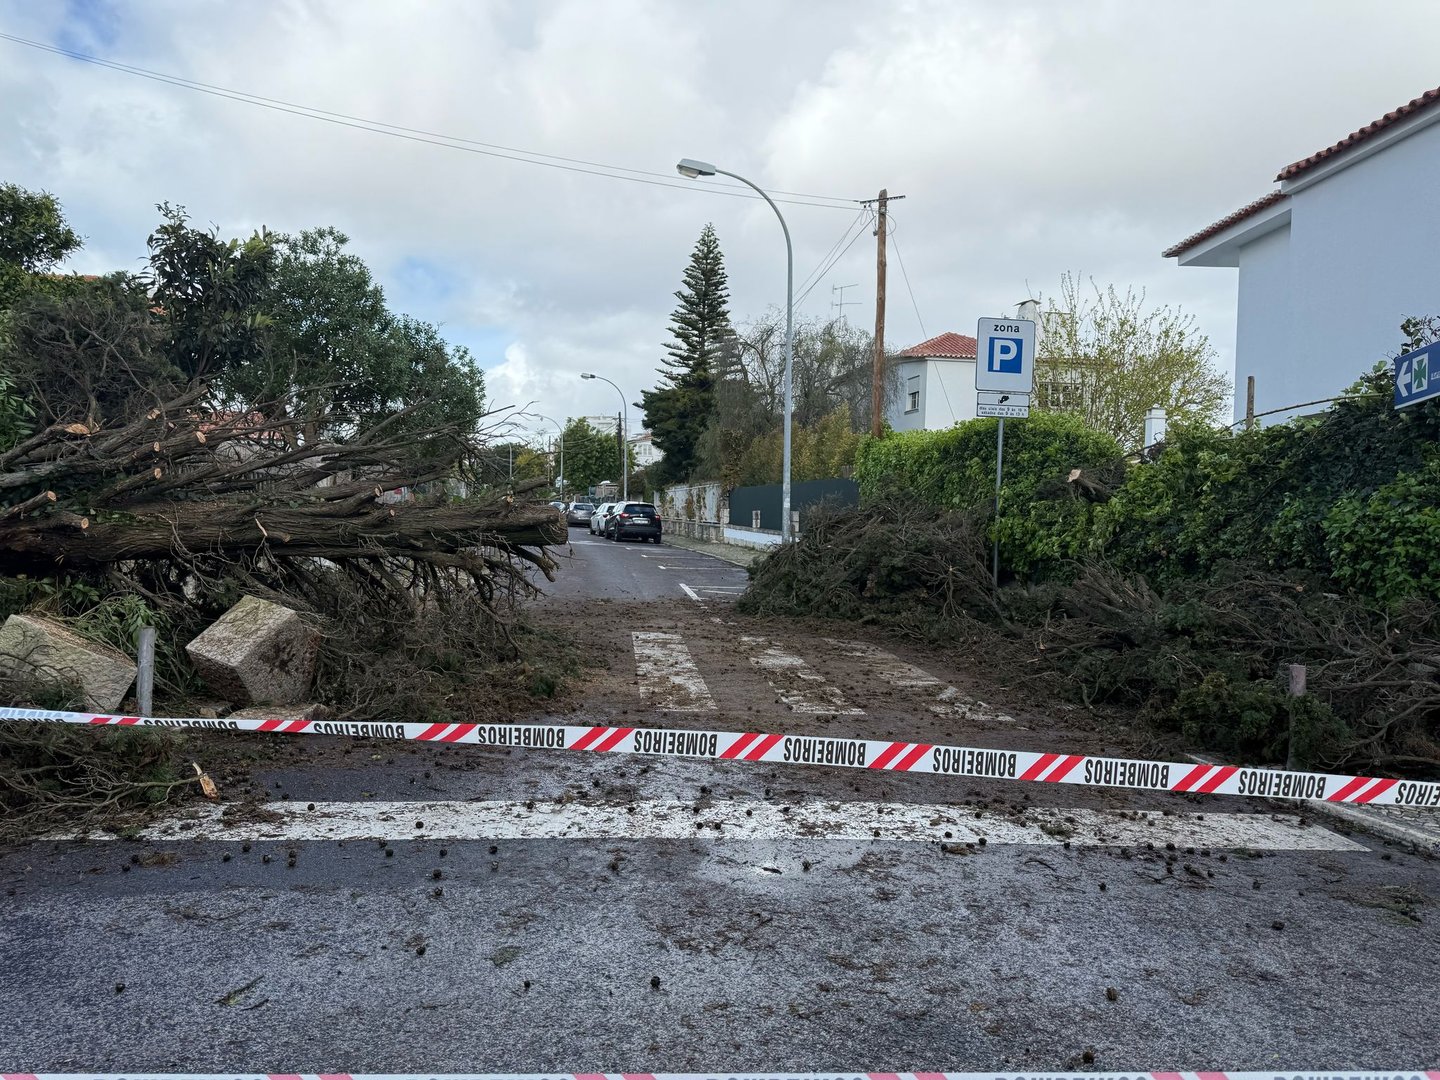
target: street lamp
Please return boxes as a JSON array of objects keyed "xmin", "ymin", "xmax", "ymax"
[
  {"xmin": 535, "ymin": 414, "xmax": 565, "ymax": 494},
  {"xmin": 677, "ymin": 157, "xmax": 794, "ymax": 540},
  {"xmin": 580, "ymin": 372, "xmax": 628, "ymax": 502}
]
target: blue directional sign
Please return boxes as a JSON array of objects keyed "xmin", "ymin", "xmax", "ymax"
[{"xmin": 1394, "ymin": 343, "xmax": 1438, "ymax": 409}]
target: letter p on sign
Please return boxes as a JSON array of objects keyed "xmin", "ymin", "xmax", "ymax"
[{"xmin": 989, "ymin": 337, "xmax": 1023, "ymax": 374}]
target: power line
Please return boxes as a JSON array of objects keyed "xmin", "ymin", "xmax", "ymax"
[
  {"xmin": 0, "ymin": 32, "xmax": 859, "ymax": 212},
  {"xmin": 888, "ymin": 212, "xmax": 927, "ymax": 339},
  {"xmin": 794, "ymin": 208, "xmax": 868, "ymax": 300},
  {"xmin": 796, "ymin": 208, "xmax": 874, "ymax": 307}
]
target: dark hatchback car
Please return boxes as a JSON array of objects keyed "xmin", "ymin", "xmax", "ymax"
[{"xmin": 607, "ymin": 501, "xmax": 662, "ymax": 543}]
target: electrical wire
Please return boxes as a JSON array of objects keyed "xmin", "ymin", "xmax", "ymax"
[
  {"xmin": 795, "ymin": 208, "xmax": 874, "ymax": 308},
  {"xmin": 0, "ymin": 31, "xmax": 859, "ymax": 212},
  {"xmin": 793, "ymin": 208, "xmax": 868, "ymax": 301},
  {"xmin": 887, "ymin": 212, "xmax": 927, "ymax": 339}
]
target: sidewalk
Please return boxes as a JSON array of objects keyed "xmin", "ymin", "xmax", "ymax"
[
  {"xmin": 1189, "ymin": 753, "xmax": 1439, "ymax": 853},
  {"xmin": 663, "ymin": 533, "xmax": 764, "ymax": 569}
]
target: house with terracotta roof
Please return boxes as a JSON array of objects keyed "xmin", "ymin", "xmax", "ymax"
[
  {"xmin": 886, "ymin": 331, "xmax": 980, "ymax": 431},
  {"xmin": 1166, "ymin": 85, "xmax": 1440, "ymax": 424}
]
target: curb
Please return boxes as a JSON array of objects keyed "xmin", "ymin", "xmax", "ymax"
[
  {"xmin": 1187, "ymin": 754, "xmax": 1439, "ymax": 853},
  {"xmin": 663, "ymin": 534, "xmax": 757, "ymax": 568}
]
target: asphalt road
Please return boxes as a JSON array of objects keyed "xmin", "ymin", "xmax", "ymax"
[{"xmin": 3, "ymin": 532, "xmax": 1438, "ymax": 1072}]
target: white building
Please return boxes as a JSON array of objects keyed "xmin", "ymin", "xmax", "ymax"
[
  {"xmin": 1166, "ymin": 84, "xmax": 1440, "ymax": 424},
  {"xmin": 886, "ymin": 332, "xmax": 979, "ymax": 431},
  {"xmin": 627, "ymin": 429, "xmax": 663, "ymax": 468}
]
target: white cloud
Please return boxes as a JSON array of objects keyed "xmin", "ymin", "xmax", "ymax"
[{"xmin": 3, "ymin": 0, "xmax": 1439, "ymax": 428}]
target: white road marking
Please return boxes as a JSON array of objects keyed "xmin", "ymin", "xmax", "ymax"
[
  {"xmin": 740, "ymin": 635, "xmax": 863, "ymax": 715},
  {"xmin": 679, "ymin": 583, "xmax": 703, "ymax": 602},
  {"xmin": 53, "ymin": 799, "xmax": 1366, "ymax": 851},
  {"xmin": 658, "ymin": 565, "xmax": 736, "ymax": 571},
  {"xmin": 826, "ymin": 639, "xmax": 1015, "ymax": 723},
  {"xmin": 632, "ymin": 631, "xmax": 717, "ymax": 712}
]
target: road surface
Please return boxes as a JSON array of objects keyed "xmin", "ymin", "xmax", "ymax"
[{"xmin": 2, "ymin": 532, "xmax": 1437, "ymax": 1072}]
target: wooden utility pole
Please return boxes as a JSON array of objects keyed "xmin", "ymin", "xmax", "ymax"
[
  {"xmin": 870, "ymin": 189, "xmax": 889, "ymax": 438},
  {"xmin": 863, "ymin": 189, "xmax": 905, "ymax": 437}
]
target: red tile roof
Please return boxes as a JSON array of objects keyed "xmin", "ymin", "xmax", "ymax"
[
  {"xmin": 1277, "ymin": 84, "xmax": 1440, "ymax": 181},
  {"xmin": 1162, "ymin": 191, "xmax": 1288, "ymax": 258},
  {"xmin": 897, "ymin": 332, "xmax": 977, "ymax": 359}
]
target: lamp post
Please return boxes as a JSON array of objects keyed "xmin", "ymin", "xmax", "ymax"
[
  {"xmin": 580, "ymin": 372, "xmax": 627, "ymax": 502},
  {"xmin": 676, "ymin": 158, "xmax": 794, "ymax": 541},
  {"xmin": 536, "ymin": 414, "xmax": 565, "ymax": 495}
]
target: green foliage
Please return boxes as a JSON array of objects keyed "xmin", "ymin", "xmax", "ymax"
[
  {"xmin": 148, "ymin": 204, "xmax": 275, "ymax": 381},
  {"xmin": 733, "ymin": 404, "xmax": 864, "ymax": 486},
  {"xmin": 232, "ymin": 227, "xmax": 486, "ymax": 439},
  {"xmin": 559, "ymin": 417, "xmax": 620, "ymax": 494},
  {"xmin": 1087, "ymin": 364, "xmax": 1440, "ymax": 601},
  {"xmin": 1034, "ymin": 272, "xmax": 1229, "ymax": 449},
  {"xmin": 643, "ymin": 223, "xmax": 732, "ymax": 484},
  {"xmin": 0, "ymin": 362, "xmax": 34, "ymax": 452},
  {"xmin": 856, "ymin": 412, "xmax": 1122, "ymax": 575},
  {"xmin": 0, "ymin": 182, "xmax": 82, "ymax": 307}
]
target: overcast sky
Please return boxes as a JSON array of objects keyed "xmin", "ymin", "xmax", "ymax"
[{"xmin": 3, "ymin": 0, "xmax": 1438, "ymax": 439}]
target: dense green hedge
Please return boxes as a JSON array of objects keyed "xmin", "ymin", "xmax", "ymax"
[
  {"xmin": 855, "ymin": 365, "xmax": 1440, "ymax": 603},
  {"xmin": 855, "ymin": 412, "xmax": 1122, "ymax": 576},
  {"xmin": 1089, "ymin": 366, "xmax": 1440, "ymax": 602}
]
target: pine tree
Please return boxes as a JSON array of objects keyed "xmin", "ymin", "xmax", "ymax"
[{"xmin": 642, "ymin": 223, "xmax": 733, "ymax": 484}]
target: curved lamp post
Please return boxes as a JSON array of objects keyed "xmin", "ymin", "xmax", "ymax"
[
  {"xmin": 535, "ymin": 413, "xmax": 564, "ymax": 494},
  {"xmin": 580, "ymin": 372, "xmax": 627, "ymax": 502},
  {"xmin": 676, "ymin": 158, "xmax": 794, "ymax": 541}
]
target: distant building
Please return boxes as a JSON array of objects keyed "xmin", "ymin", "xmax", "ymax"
[
  {"xmin": 627, "ymin": 429, "xmax": 663, "ymax": 468},
  {"xmin": 886, "ymin": 332, "xmax": 979, "ymax": 431},
  {"xmin": 1165, "ymin": 84, "xmax": 1440, "ymax": 424}
]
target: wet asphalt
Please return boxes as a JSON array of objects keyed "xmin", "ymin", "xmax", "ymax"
[{"xmin": 2, "ymin": 536, "xmax": 1438, "ymax": 1071}]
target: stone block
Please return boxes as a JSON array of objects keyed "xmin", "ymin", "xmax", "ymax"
[
  {"xmin": 185, "ymin": 596, "xmax": 320, "ymax": 706},
  {"xmin": 0, "ymin": 614, "xmax": 137, "ymax": 712}
]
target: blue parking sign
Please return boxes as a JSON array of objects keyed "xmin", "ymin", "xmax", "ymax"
[
  {"xmin": 976, "ymin": 317, "xmax": 1036, "ymax": 394},
  {"xmin": 989, "ymin": 337, "xmax": 1024, "ymax": 374}
]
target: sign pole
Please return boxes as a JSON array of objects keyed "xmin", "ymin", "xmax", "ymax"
[{"xmin": 992, "ymin": 417, "xmax": 1005, "ymax": 586}]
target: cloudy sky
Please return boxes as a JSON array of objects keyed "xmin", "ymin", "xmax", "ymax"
[{"xmin": 3, "ymin": 0, "xmax": 1438, "ymax": 439}]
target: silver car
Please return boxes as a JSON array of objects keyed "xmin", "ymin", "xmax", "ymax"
[
  {"xmin": 565, "ymin": 501, "xmax": 595, "ymax": 528},
  {"xmin": 589, "ymin": 502, "xmax": 616, "ymax": 535}
]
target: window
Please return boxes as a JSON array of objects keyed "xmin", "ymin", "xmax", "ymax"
[{"xmin": 905, "ymin": 375, "xmax": 921, "ymax": 414}]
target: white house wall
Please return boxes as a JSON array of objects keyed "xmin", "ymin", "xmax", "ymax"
[
  {"xmin": 888, "ymin": 359, "xmax": 927, "ymax": 432},
  {"xmin": 924, "ymin": 358, "xmax": 977, "ymax": 428},
  {"xmin": 1234, "ymin": 225, "xmax": 1294, "ymax": 423},
  {"xmin": 1226, "ymin": 119, "xmax": 1440, "ymax": 423}
]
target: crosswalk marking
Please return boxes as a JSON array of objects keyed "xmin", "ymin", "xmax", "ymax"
[
  {"xmin": 740, "ymin": 635, "xmax": 863, "ymax": 715},
  {"xmin": 632, "ymin": 631, "xmax": 717, "ymax": 711},
  {"xmin": 827, "ymin": 638, "xmax": 1015, "ymax": 723},
  {"xmin": 50, "ymin": 799, "xmax": 1367, "ymax": 851}
]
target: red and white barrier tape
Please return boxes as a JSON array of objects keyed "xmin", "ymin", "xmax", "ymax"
[
  {"xmin": 3, "ymin": 706, "xmax": 1439, "ymax": 809},
  {"xmin": 4, "ymin": 1072, "xmax": 1439, "ymax": 1080}
]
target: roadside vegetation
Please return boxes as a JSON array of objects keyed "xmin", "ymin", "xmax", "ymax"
[
  {"xmin": 742, "ymin": 347, "xmax": 1440, "ymax": 775},
  {"xmin": 0, "ymin": 181, "xmax": 568, "ymax": 835}
]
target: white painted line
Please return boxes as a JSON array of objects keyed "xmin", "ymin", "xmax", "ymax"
[
  {"xmin": 679, "ymin": 583, "xmax": 704, "ymax": 602},
  {"xmin": 633, "ymin": 631, "xmax": 717, "ymax": 712},
  {"xmin": 658, "ymin": 565, "xmax": 737, "ymax": 572},
  {"xmin": 53, "ymin": 799, "xmax": 1367, "ymax": 851},
  {"xmin": 826, "ymin": 639, "xmax": 1015, "ymax": 723},
  {"xmin": 740, "ymin": 636, "xmax": 863, "ymax": 715}
]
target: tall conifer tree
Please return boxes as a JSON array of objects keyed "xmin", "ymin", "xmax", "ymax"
[{"xmin": 642, "ymin": 223, "xmax": 733, "ymax": 484}]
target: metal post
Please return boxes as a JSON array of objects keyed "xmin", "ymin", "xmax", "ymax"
[
  {"xmin": 135, "ymin": 625, "xmax": 157, "ymax": 717},
  {"xmin": 992, "ymin": 418, "xmax": 1005, "ymax": 587},
  {"xmin": 711, "ymin": 168, "xmax": 794, "ymax": 542},
  {"xmin": 1286, "ymin": 663, "xmax": 1307, "ymax": 770}
]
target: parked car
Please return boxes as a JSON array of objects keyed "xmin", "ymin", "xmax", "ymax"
[
  {"xmin": 607, "ymin": 501, "xmax": 662, "ymax": 544},
  {"xmin": 565, "ymin": 501, "xmax": 595, "ymax": 528},
  {"xmin": 589, "ymin": 502, "xmax": 616, "ymax": 535}
]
